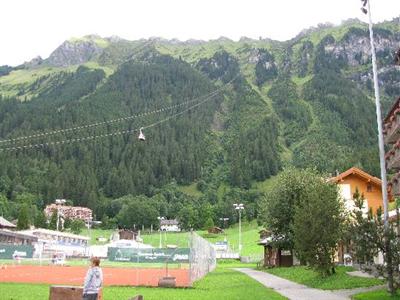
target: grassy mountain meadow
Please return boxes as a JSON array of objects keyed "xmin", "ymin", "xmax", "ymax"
[{"xmin": 0, "ymin": 18, "xmax": 398, "ymax": 229}]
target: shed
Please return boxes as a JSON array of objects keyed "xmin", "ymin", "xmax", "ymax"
[{"xmin": 258, "ymin": 232, "xmax": 294, "ymax": 267}]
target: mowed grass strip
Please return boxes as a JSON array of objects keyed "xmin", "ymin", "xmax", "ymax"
[
  {"xmin": 0, "ymin": 266, "xmax": 286, "ymax": 300},
  {"xmin": 352, "ymin": 289, "xmax": 400, "ymax": 300},
  {"xmin": 0, "ymin": 258, "xmax": 188, "ymax": 269},
  {"xmin": 265, "ymin": 266, "xmax": 384, "ymax": 290}
]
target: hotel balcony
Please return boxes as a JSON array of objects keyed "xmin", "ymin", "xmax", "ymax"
[
  {"xmin": 384, "ymin": 98, "xmax": 400, "ymax": 145},
  {"xmin": 386, "ymin": 141, "xmax": 400, "ymax": 170}
]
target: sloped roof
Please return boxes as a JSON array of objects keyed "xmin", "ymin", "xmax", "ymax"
[
  {"xmin": 0, "ymin": 216, "xmax": 16, "ymax": 228},
  {"xmin": 160, "ymin": 219, "xmax": 179, "ymax": 226},
  {"xmin": 329, "ymin": 167, "xmax": 382, "ymax": 187},
  {"xmin": 0, "ymin": 229, "xmax": 37, "ymax": 241}
]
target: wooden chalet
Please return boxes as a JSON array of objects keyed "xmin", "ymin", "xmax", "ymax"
[
  {"xmin": 384, "ymin": 97, "xmax": 400, "ymax": 196},
  {"xmin": 329, "ymin": 167, "xmax": 392, "ymax": 214}
]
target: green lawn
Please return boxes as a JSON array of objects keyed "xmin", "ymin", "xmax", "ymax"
[
  {"xmin": 265, "ymin": 266, "xmax": 384, "ymax": 290},
  {"xmin": 199, "ymin": 220, "xmax": 263, "ymax": 257},
  {"xmin": 85, "ymin": 228, "xmax": 190, "ymax": 248},
  {"xmin": 352, "ymin": 289, "xmax": 400, "ymax": 300},
  {"xmin": 141, "ymin": 231, "xmax": 190, "ymax": 248},
  {"xmin": 83, "ymin": 228, "xmax": 115, "ymax": 245},
  {"xmin": 0, "ymin": 263, "xmax": 286, "ymax": 300},
  {"xmin": 86, "ymin": 221, "xmax": 263, "ymax": 257}
]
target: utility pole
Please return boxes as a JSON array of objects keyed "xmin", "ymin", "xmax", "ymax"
[{"xmin": 361, "ymin": 0, "xmax": 393, "ymax": 294}]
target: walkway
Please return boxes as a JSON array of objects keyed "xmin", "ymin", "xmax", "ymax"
[{"xmin": 234, "ymin": 268, "xmax": 384, "ymax": 300}]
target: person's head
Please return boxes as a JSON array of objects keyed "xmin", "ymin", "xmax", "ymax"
[{"xmin": 91, "ymin": 257, "xmax": 100, "ymax": 267}]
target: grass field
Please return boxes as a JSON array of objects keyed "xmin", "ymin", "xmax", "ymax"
[
  {"xmin": 83, "ymin": 228, "xmax": 115, "ymax": 245},
  {"xmin": 87, "ymin": 220, "xmax": 263, "ymax": 257},
  {"xmin": 141, "ymin": 231, "xmax": 191, "ymax": 248},
  {"xmin": 84, "ymin": 228, "xmax": 190, "ymax": 248},
  {"xmin": 199, "ymin": 220, "xmax": 263, "ymax": 257},
  {"xmin": 265, "ymin": 266, "xmax": 384, "ymax": 290},
  {"xmin": 352, "ymin": 289, "xmax": 400, "ymax": 300},
  {"xmin": 0, "ymin": 262, "xmax": 287, "ymax": 300}
]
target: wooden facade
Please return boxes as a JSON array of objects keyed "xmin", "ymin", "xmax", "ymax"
[
  {"xmin": 258, "ymin": 231, "xmax": 294, "ymax": 268},
  {"xmin": 385, "ymin": 98, "xmax": 400, "ymax": 196}
]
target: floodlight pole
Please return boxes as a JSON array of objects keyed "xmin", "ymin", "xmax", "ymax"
[
  {"xmin": 364, "ymin": 0, "xmax": 393, "ymax": 294},
  {"xmin": 233, "ymin": 204, "xmax": 244, "ymax": 254},
  {"xmin": 366, "ymin": 0, "xmax": 389, "ymax": 230}
]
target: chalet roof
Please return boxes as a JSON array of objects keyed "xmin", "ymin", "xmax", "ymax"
[
  {"xmin": 0, "ymin": 216, "xmax": 16, "ymax": 228},
  {"xmin": 258, "ymin": 234, "xmax": 287, "ymax": 246},
  {"xmin": 329, "ymin": 167, "xmax": 382, "ymax": 187},
  {"xmin": 160, "ymin": 219, "xmax": 179, "ymax": 226},
  {"xmin": 384, "ymin": 97, "xmax": 400, "ymax": 123}
]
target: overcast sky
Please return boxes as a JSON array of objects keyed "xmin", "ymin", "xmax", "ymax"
[{"xmin": 1, "ymin": 0, "xmax": 399, "ymax": 66}]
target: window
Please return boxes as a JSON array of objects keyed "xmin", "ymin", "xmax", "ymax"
[{"xmin": 367, "ymin": 183, "xmax": 373, "ymax": 192}]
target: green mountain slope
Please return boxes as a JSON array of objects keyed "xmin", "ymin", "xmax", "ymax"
[{"xmin": 0, "ymin": 18, "xmax": 398, "ymax": 228}]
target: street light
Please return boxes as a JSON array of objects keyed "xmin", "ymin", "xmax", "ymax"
[
  {"xmin": 233, "ymin": 204, "xmax": 244, "ymax": 254},
  {"xmin": 157, "ymin": 217, "xmax": 165, "ymax": 248}
]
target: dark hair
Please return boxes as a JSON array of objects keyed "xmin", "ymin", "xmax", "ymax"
[{"xmin": 91, "ymin": 257, "xmax": 100, "ymax": 267}]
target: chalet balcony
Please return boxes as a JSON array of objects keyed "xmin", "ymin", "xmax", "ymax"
[
  {"xmin": 384, "ymin": 102, "xmax": 400, "ymax": 144},
  {"xmin": 390, "ymin": 172, "xmax": 400, "ymax": 196},
  {"xmin": 386, "ymin": 141, "xmax": 400, "ymax": 170}
]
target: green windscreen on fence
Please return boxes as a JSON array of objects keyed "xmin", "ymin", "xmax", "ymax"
[
  {"xmin": 107, "ymin": 247, "xmax": 190, "ymax": 263},
  {"xmin": 0, "ymin": 244, "xmax": 34, "ymax": 259}
]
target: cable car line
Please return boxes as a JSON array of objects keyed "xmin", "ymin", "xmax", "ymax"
[
  {"xmin": 0, "ymin": 39, "xmax": 154, "ymax": 146},
  {"xmin": 0, "ymin": 76, "xmax": 234, "ymax": 145},
  {"xmin": 0, "ymin": 75, "xmax": 238, "ymax": 152}
]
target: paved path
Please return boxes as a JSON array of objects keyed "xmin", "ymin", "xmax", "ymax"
[
  {"xmin": 235, "ymin": 268, "xmax": 347, "ymax": 300},
  {"xmin": 234, "ymin": 268, "xmax": 384, "ymax": 300}
]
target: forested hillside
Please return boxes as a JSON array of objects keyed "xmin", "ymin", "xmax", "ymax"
[{"xmin": 0, "ymin": 18, "xmax": 398, "ymax": 229}]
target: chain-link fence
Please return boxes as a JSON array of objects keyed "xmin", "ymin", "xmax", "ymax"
[{"xmin": 189, "ymin": 231, "xmax": 216, "ymax": 285}]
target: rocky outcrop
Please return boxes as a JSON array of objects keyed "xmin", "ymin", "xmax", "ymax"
[
  {"xmin": 323, "ymin": 28, "xmax": 398, "ymax": 67},
  {"xmin": 249, "ymin": 48, "xmax": 278, "ymax": 85},
  {"xmin": 296, "ymin": 41, "xmax": 314, "ymax": 77},
  {"xmin": 46, "ymin": 39, "xmax": 103, "ymax": 67},
  {"xmin": 24, "ymin": 56, "xmax": 43, "ymax": 68}
]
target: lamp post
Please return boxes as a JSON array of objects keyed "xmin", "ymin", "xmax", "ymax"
[
  {"xmin": 157, "ymin": 217, "xmax": 165, "ymax": 248},
  {"xmin": 360, "ymin": 0, "xmax": 393, "ymax": 293},
  {"xmin": 233, "ymin": 204, "xmax": 244, "ymax": 254}
]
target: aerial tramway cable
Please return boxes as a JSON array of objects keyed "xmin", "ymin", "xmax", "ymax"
[
  {"xmin": 0, "ymin": 75, "xmax": 238, "ymax": 152},
  {"xmin": 0, "ymin": 76, "xmax": 232, "ymax": 145}
]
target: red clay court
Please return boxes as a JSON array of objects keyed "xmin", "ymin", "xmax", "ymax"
[{"xmin": 0, "ymin": 265, "xmax": 190, "ymax": 287}]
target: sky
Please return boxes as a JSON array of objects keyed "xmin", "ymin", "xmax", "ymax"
[{"xmin": 1, "ymin": 0, "xmax": 399, "ymax": 66}]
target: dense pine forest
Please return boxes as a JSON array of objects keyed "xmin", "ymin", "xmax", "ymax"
[{"xmin": 0, "ymin": 18, "xmax": 399, "ymax": 229}]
